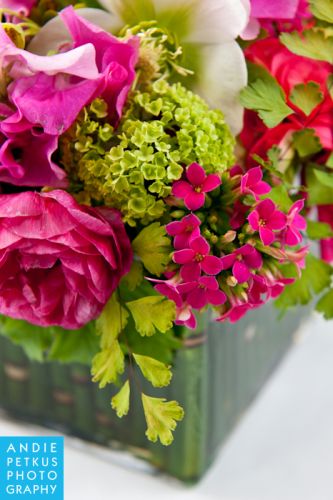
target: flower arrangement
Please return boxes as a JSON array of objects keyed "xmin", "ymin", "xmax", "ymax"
[{"xmin": 0, "ymin": 0, "xmax": 332, "ymax": 446}]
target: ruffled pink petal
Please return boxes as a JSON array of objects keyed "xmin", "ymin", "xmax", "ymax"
[
  {"xmin": 201, "ymin": 255, "xmax": 223, "ymax": 275},
  {"xmin": 172, "ymin": 180, "xmax": 192, "ymax": 198},
  {"xmin": 190, "ymin": 236, "xmax": 210, "ymax": 255},
  {"xmin": 232, "ymin": 260, "xmax": 251, "ymax": 283},
  {"xmin": 259, "ymin": 226, "xmax": 275, "ymax": 246},
  {"xmin": 268, "ymin": 210, "xmax": 287, "ymax": 230},
  {"xmin": 202, "ymin": 174, "xmax": 221, "ymax": 193},
  {"xmin": 186, "ymin": 162, "xmax": 206, "ymax": 186},
  {"xmin": 173, "ymin": 248, "xmax": 195, "ymax": 264},
  {"xmin": 180, "ymin": 262, "xmax": 201, "ymax": 282},
  {"xmin": 206, "ymin": 289, "xmax": 227, "ymax": 306},
  {"xmin": 184, "ymin": 191, "xmax": 206, "ymax": 211},
  {"xmin": 248, "ymin": 210, "xmax": 260, "ymax": 230}
]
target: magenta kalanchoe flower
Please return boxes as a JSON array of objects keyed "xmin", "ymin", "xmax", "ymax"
[
  {"xmin": 172, "ymin": 163, "xmax": 221, "ymax": 211},
  {"xmin": 283, "ymin": 199, "xmax": 307, "ymax": 246},
  {"xmin": 220, "ymin": 244, "xmax": 263, "ymax": 283},
  {"xmin": 173, "ymin": 235, "xmax": 223, "ymax": 281},
  {"xmin": 230, "ymin": 200, "xmax": 248, "ymax": 230},
  {"xmin": 248, "ymin": 199, "xmax": 287, "ymax": 246},
  {"xmin": 178, "ymin": 276, "xmax": 226, "ymax": 310},
  {"xmin": 240, "ymin": 166, "xmax": 271, "ymax": 200},
  {"xmin": 166, "ymin": 213, "xmax": 201, "ymax": 249}
]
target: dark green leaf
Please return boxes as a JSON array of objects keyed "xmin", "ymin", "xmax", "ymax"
[
  {"xmin": 316, "ymin": 288, "xmax": 333, "ymax": 319},
  {"xmin": 0, "ymin": 318, "xmax": 52, "ymax": 361},
  {"xmin": 48, "ymin": 323, "xmax": 99, "ymax": 365},
  {"xmin": 293, "ymin": 129, "xmax": 322, "ymax": 157}
]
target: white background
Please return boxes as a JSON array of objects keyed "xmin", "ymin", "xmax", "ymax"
[{"xmin": 1, "ymin": 312, "xmax": 333, "ymax": 500}]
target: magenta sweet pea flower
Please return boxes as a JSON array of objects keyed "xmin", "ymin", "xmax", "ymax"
[
  {"xmin": 172, "ymin": 163, "xmax": 221, "ymax": 211},
  {"xmin": 178, "ymin": 276, "xmax": 226, "ymax": 310},
  {"xmin": 220, "ymin": 244, "xmax": 263, "ymax": 283},
  {"xmin": 166, "ymin": 214, "xmax": 201, "ymax": 249},
  {"xmin": 248, "ymin": 199, "xmax": 287, "ymax": 245},
  {"xmin": 173, "ymin": 235, "xmax": 223, "ymax": 281},
  {"xmin": 240, "ymin": 166, "xmax": 271, "ymax": 200},
  {"xmin": 283, "ymin": 199, "xmax": 306, "ymax": 246}
]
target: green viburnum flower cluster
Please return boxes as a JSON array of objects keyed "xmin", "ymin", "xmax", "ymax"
[{"xmin": 61, "ymin": 80, "xmax": 235, "ymax": 226}]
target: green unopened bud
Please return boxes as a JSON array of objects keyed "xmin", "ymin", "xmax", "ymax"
[
  {"xmin": 210, "ymin": 234, "xmax": 218, "ymax": 245},
  {"xmin": 221, "ymin": 230, "xmax": 237, "ymax": 243},
  {"xmin": 171, "ymin": 210, "xmax": 185, "ymax": 219}
]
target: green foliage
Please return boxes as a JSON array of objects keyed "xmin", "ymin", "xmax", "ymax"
[
  {"xmin": 111, "ymin": 380, "xmax": 131, "ymax": 418},
  {"xmin": 316, "ymin": 288, "xmax": 333, "ymax": 319},
  {"xmin": 48, "ymin": 324, "xmax": 99, "ymax": 365},
  {"xmin": 96, "ymin": 294, "xmax": 129, "ymax": 349},
  {"xmin": 309, "ymin": 0, "xmax": 333, "ymax": 23},
  {"xmin": 280, "ymin": 29, "xmax": 333, "ymax": 64},
  {"xmin": 290, "ymin": 82, "xmax": 324, "ymax": 116},
  {"xmin": 91, "ymin": 340, "xmax": 125, "ymax": 388},
  {"xmin": 62, "ymin": 81, "xmax": 234, "ymax": 226},
  {"xmin": 141, "ymin": 394, "xmax": 184, "ymax": 446},
  {"xmin": 132, "ymin": 222, "xmax": 171, "ymax": 275},
  {"xmin": 240, "ymin": 78, "xmax": 293, "ymax": 127},
  {"xmin": 121, "ymin": 261, "xmax": 144, "ymax": 291},
  {"xmin": 120, "ymin": 327, "xmax": 181, "ymax": 364},
  {"xmin": 293, "ymin": 129, "xmax": 322, "ymax": 157},
  {"xmin": 313, "ymin": 168, "xmax": 333, "ymax": 188},
  {"xmin": 275, "ymin": 254, "xmax": 333, "ymax": 309},
  {"xmin": 262, "ymin": 184, "xmax": 292, "ymax": 211},
  {"xmin": 306, "ymin": 164, "xmax": 333, "ymax": 205},
  {"xmin": 307, "ymin": 220, "xmax": 333, "ymax": 239},
  {"xmin": 133, "ymin": 354, "xmax": 172, "ymax": 387},
  {"xmin": 127, "ymin": 296, "xmax": 176, "ymax": 336},
  {"xmin": 0, "ymin": 318, "xmax": 52, "ymax": 362}
]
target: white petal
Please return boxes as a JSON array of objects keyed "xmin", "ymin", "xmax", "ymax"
[
  {"xmin": 193, "ymin": 41, "xmax": 248, "ymax": 135},
  {"xmin": 28, "ymin": 8, "xmax": 122, "ymax": 55}
]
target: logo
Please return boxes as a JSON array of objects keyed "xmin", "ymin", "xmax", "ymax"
[{"xmin": 0, "ymin": 436, "xmax": 64, "ymax": 498}]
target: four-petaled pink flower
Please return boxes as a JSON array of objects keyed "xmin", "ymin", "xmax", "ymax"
[
  {"xmin": 173, "ymin": 236, "xmax": 223, "ymax": 281},
  {"xmin": 220, "ymin": 244, "xmax": 263, "ymax": 283},
  {"xmin": 248, "ymin": 199, "xmax": 286, "ymax": 245},
  {"xmin": 178, "ymin": 276, "xmax": 226, "ymax": 310},
  {"xmin": 283, "ymin": 199, "xmax": 306, "ymax": 246},
  {"xmin": 166, "ymin": 214, "xmax": 201, "ymax": 249},
  {"xmin": 172, "ymin": 163, "xmax": 221, "ymax": 211},
  {"xmin": 241, "ymin": 166, "xmax": 271, "ymax": 200}
]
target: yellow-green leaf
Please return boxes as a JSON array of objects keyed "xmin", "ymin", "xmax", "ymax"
[
  {"xmin": 96, "ymin": 294, "xmax": 129, "ymax": 348},
  {"xmin": 280, "ymin": 29, "xmax": 333, "ymax": 64},
  {"xmin": 290, "ymin": 82, "xmax": 323, "ymax": 116},
  {"xmin": 121, "ymin": 260, "xmax": 143, "ymax": 291},
  {"xmin": 309, "ymin": 0, "xmax": 333, "ymax": 23},
  {"xmin": 133, "ymin": 354, "xmax": 172, "ymax": 387},
  {"xmin": 141, "ymin": 394, "xmax": 184, "ymax": 446},
  {"xmin": 91, "ymin": 340, "xmax": 124, "ymax": 388},
  {"xmin": 132, "ymin": 223, "xmax": 171, "ymax": 276},
  {"xmin": 126, "ymin": 296, "xmax": 176, "ymax": 336},
  {"xmin": 111, "ymin": 380, "xmax": 130, "ymax": 417}
]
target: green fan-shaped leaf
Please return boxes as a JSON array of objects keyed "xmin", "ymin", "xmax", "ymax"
[
  {"xmin": 126, "ymin": 296, "xmax": 176, "ymax": 336},
  {"xmin": 316, "ymin": 289, "xmax": 333, "ymax": 319},
  {"xmin": 290, "ymin": 82, "xmax": 323, "ymax": 116},
  {"xmin": 111, "ymin": 380, "xmax": 130, "ymax": 418},
  {"xmin": 133, "ymin": 354, "xmax": 172, "ymax": 387},
  {"xmin": 141, "ymin": 394, "xmax": 184, "ymax": 446},
  {"xmin": 132, "ymin": 223, "xmax": 171, "ymax": 276},
  {"xmin": 309, "ymin": 0, "xmax": 333, "ymax": 23},
  {"xmin": 91, "ymin": 340, "xmax": 124, "ymax": 388},
  {"xmin": 96, "ymin": 294, "xmax": 129, "ymax": 348},
  {"xmin": 280, "ymin": 29, "xmax": 333, "ymax": 64}
]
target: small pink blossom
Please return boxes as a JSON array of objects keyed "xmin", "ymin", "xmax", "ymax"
[
  {"xmin": 248, "ymin": 199, "xmax": 287, "ymax": 245},
  {"xmin": 178, "ymin": 276, "xmax": 226, "ymax": 310},
  {"xmin": 220, "ymin": 244, "xmax": 263, "ymax": 283},
  {"xmin": 173, "ymin": 236, "xmax": 223, "ymax": 281},
  {"xmin": 166, "ymin": 213, "xmax": 201, "ymax": 250},
  {"xmin": 175, "ymin": 303, "xmax": 197, "ymax": 329},
  {"xmin": 172, "ymin": 163, "xmax": 221, "ymax": 211},
  {"xmin": 282, "ymin": 199, "xmax": 306, "ymax": 246},
  {"xmin": 240, "ymin": 166, "xmax": 271, "ymax": 200},
  {"xmin": 217, "ymin": 302, "xmax": 253, "ymax": 323}
]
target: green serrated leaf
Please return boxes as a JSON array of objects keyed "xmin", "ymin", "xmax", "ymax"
[
  {"xmin": 262, "ymin": 184, "xmax": 292, "ymax": 211},
  {"xmin": 307, "ymin": 220, "xmax": 333, "ymax": 239},
  {"xmin": 132, "ymin": 223, "xmax": 171, "ymax": 276},
  {"xmin": 290, "ymin": 82, "xmax": 324, "ymax": 116},
  {"xmin": 126, "ymin": 296, "xmax": 176, "ymax": 336},
  {"xmin": 275, "ymin": 253, "xmax": 333, "ymax": 309},
  {"xmin": 307, "ymin": 164, "xmax": 333, "ymax": 205},
  {"xmin": 0, "ymin": 318, "xmax": 52, "ymax": 362},
  {"xmin": 316, "ymin": 288, "xmax": 333, "ymax": 319},
  {"xmin": 327, "ymin": 152, "xmax": 333, "ymax": 168},
  {"xmin": 48, "ymin": 323, "xmax": 99, "ymax": 365},
  {"xmin": 121, "ymin": 260, "xmax": 143, "ymax": 291},
  {"xmin": 111, "ymin": 380, "xmax": 130, "ymax": 418},
  {"xmin": 309, "ymin": 0, "xmax": 333, "ymax": 23},
  {"xmin": 240, "ymin": 78, "xmax": 293, "ymax": 128},
  {"xmin": 293, "ymin": 129, "xmax": 322, "ymax": 157},
  {"xmin": 133, "ymin": 354, "xmax": 172, "ymax": 387},
  {"xmin": 141, "ymin": 394, "xmax": 184, "ymax": 446},
  {"xmin": 91, "ymin": 340, "xmax": 125, "ymax": 388},
  {"xmin": 314, "ymin": 168, "xmax": 333, "ymax": 188},
  {"xmin": 280, "ymin": 29, "xmax": 333, "ymax": 63},
  {"xmin": 96, "ymin": 294, "xmax": 129, "ymax": 348}
]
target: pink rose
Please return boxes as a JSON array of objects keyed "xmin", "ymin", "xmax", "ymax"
[{"xmin": 0, "ymin": 190, "xmax": 132, "ymax": 329}]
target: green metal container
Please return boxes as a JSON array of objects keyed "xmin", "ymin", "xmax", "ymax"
[{"xmin": 0, "ymin": 304, "xmax": 306, "ymax": 482}]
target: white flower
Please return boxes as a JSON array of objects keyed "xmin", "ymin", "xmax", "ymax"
[{"xmin": 29, "ymin": 0, "xmax": 250, "ymax": 133}]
